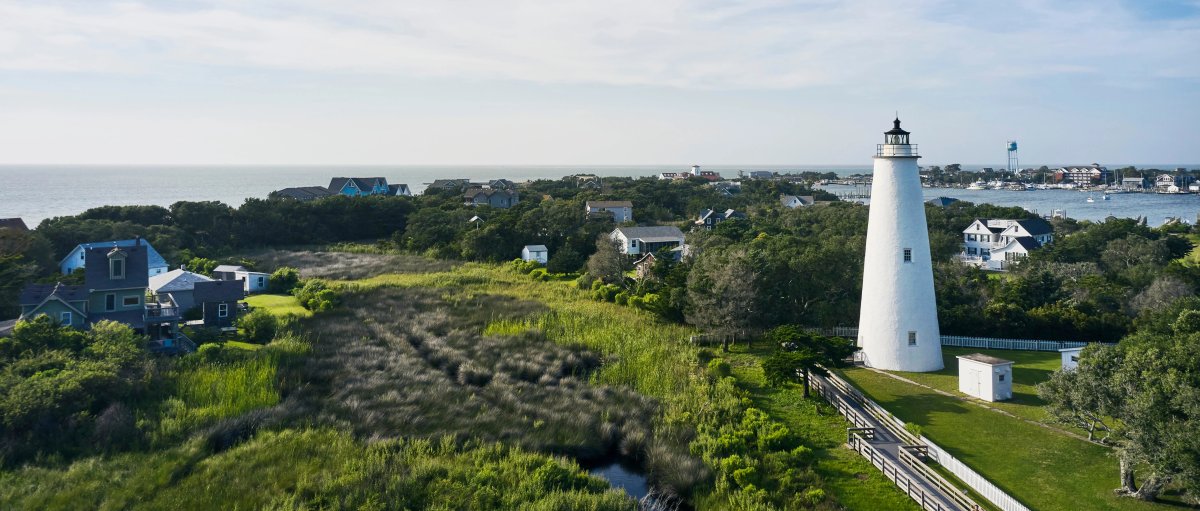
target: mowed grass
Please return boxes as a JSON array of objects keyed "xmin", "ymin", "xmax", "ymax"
[
  {"xmin": 838, "ymin": 365, "xmax": 1174, "ymax": 511},
  {"xmin": 244, "ymin": 293, "xmax": 311, "ymax": 318},
  {"xmin": 887, "ymin": 347, "xmax": 1063, "ymax": 424}
]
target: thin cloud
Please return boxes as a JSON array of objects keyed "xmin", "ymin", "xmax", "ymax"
[{"xmin": 0, "ymin": 0, "xmax": 1196, "ymax": 89}]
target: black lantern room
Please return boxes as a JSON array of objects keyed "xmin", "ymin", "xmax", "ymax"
[{"xmin": 884, "ymin": 117, "xmax": 910, "ymax": 145}]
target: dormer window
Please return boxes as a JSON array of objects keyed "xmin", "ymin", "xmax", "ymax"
[{"xmin": 108, "ymin": 249, "xmax": 127, "ymax": 279}]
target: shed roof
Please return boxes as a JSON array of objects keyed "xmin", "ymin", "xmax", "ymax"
[
  {"xmin": 193, "ymin": 280, "xmax": 245, "ymax": 303},
  {"xmin": 956, "ymin": 353, "xmax": 1014, "ymax": 366},
  {"xmin": 614, "ymin": 226, "xmax": 685, "ymax": 241},
  {"xmin": 523, "ymin": 244, "xmax": 548, "ymax": 252},
  {"xmin": 19, "ymin": 282, "xmax": 88, "ymax": 305},
  {"xmin": 214, "ymin": 265, "xmax": 247, "ymax": 273},
  {"xmin": 587, "ymin": 200, "xmax": 633, "ymax": 208}
]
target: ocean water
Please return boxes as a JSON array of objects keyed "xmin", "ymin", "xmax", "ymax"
[
  {"xmin": 0, "ymin": 165, "xmax": 1195, "ymax": 228},
  {"xmin": 0, "ymin": 164, "xmax": 869, "ymax": 226}
]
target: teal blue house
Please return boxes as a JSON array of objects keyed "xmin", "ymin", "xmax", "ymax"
[{"xmin": 328, "ymin": 177, "xmax": 392, "ymax": 197}]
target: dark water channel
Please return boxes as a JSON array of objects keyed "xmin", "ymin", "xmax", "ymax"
[{"xmin": 587, "ymin": 459, "xmax": 649, "ymax": 500}]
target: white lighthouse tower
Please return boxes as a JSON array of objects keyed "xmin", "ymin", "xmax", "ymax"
[{"xmin": 857, "ymin": 118, "xmax": 943, "ymax": 372}]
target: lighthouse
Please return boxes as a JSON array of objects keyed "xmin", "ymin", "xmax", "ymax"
[{"xmin": 857, "ymin": 118, "xmax": 943, "ymax": 372}]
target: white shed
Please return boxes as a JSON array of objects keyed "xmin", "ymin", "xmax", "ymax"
[
  {"xmin": 235, "ymin": 270, "xmax": 271, "ymax": 294},
  {"xmin": 521, "ymin": 245, "xmax": 548, "ymax": 264},
  {"xmin": 1059, "ymin": 347, "xmax": 1084, "ymax": 371},
  {"xmin": 957, "ymin": 353, "xmax": 1014, "ymax": 402}
]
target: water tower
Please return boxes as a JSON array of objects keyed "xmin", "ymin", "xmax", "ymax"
[{"xmin": 1007, "ymin": 140, "xmax": 1019, "ymax": 174}]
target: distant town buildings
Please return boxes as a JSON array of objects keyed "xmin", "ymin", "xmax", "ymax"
[
  {"xmin": 271, "ymin": 177, "xmax": 411, "ymax": 200},
  {"xmin": 1054, "ymin": 164, "xmax": 1110, "ymax": 184},
  {"xmin": 658, "ymin": 165, "xmax": 722, "ymax": 182}
]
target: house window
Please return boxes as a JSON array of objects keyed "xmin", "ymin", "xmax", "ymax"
[
  {"xmin": 967, "ymin": 247, "xmax": 977, "ymax": 255},
  {"xmin": 903, "ymin": 248, "xmax": 912, "ymax": 262},
  {"xmin": 1071, "ymin": 356, "xmax": 1079, "ymax": 363},
  {"xmin": 908, "ymin": 331, "xmax": 917, "ymax": 346},
  {"xmin": 257, "ymin": 276, "xmax": 265, "ymax": 287},
  {"xmin": 110, "ymin": 258, "xmax": 125, "ymax": 279},
  {"xmin": 967, "ymin": 234, "xmax": 976, "ymax": 241},
  {"xmin": 998, "ymin": 373, "xmax": 1006, "ymax": 382},
  {"xmin": 105, "ymin": 294, "xmax": 116, "ymax": 311},
  {"xmin": 218, "ymin": 303, "xmax": 229, "ymax": 318},
  {"xmin": 122, "ymin": 295, "xmax": 140, "ymax": 307},
  {"xmin": 60, "ymin": 312, "xmax": 72, "ymax": 325}
]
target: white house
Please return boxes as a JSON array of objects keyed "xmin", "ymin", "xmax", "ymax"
[
  {"xmin": 521, "ymin": 244, "xmax": 548, "ymax": 264},
  {"xmin": 212, "ymin": 265, "xmax": 270, "ymax": 294},
  {"xmin": 60, "ymin": 238, "xmax": 168, "ymax": 277},
  {"xmin": 1059, "ymin": 347, "xmax": 1084, "ymax": 371},
  {"xmin": 610, "ymin": 226, "xmax": 685, "ymax": 256},
  {"xmin": 780, "ymin": 195, "xmax": 815, "ymax": 209},
  {"xmin": 695, "ymin": 209, "xmax": 746, "ymax": 230},
  {"xmin": 961, "ymin": 218, "xmax": 1053, "ymax": 271},
  {"xmin": 957, "ymin": 353, "xmax": 1014, "ymax": 402},
  {"xmin": 585, "ymin": 201, "xmax": 634, "ymax": 223}
]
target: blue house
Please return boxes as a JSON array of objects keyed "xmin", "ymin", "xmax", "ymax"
[
  {"xmin": 60, "ymin": 238, "xmax": 168, "ymax": 277},
  {"xmin": 328, "ymin": 177, "xmax": 392, "ymax": 197}
]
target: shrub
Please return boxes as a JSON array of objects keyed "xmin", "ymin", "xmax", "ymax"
[
  {"xmin": 628, "ymin": 295, "xmax": 644, "ymax": 308},
  {"xmin": 184, "ymin": 326, "xmax": 222, "ymax": 345},
  {"xmin": 575, "ymin": 273, "xmax": 596, "ymax": 290},
  {"xmin": 268, "ymin": 267, "xmax": 301, "ymax": 293},
  {"xmin": 294, "ymin": 279, "xmax": 339, "ymax": 312},
  {"xmin": 708, "ymin": 358, "xmax": 731, "ymax": 378},
  {"xmin": 614, "ymin": 292, "xmax": 629, "ymax": 305},
  {"xmin": 529, "ymin": 268, "xmax": 550, "ymax": 281},
  {"xmin": 904, "ymin": 422, "xmax": 923, "ymax": 438},
  {"xmin": 238, "ymin": 309, "xmax": 279, "ymax": 344},
  {"xmin": 196, "ymin": 342, "xmax": 227, "ymax": 362}
]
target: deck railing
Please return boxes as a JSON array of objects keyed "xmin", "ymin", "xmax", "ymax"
[{"xmin": 805, "ymin": 326, "xmax": 1099, "ymax": 352}]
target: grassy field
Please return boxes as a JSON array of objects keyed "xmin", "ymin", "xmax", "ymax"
[
  {"xmin": 839, "ymin": 352, "xmax": 1190, "ymax": 511},
  {"xmin": 243, "ymin": 293, "xmax": 311, "ymax": 318}
]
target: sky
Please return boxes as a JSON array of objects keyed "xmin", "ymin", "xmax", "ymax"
[{"xmin": 0, "ymin": 0, "xmax": 1197, "ymax": 166}]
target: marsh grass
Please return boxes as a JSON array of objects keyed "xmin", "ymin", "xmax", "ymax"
[
  {"xmin": 285, "ymin": 286, "xmax": 658, "ymax": 463},
  {"xmin": 0, "ymin": 428, "xmax": 635, "ymax": 511},
  {"xmin": 244, "ymin": 249, "xmax": 459, "ymax": 279}
]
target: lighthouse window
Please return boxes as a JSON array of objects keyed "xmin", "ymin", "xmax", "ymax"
[
  {"xmin": 908, "ymin": 331, "xmax": 917, "ymax": 346},
  {"xmin": 903, "ymin": 248, "xmax": 912, "ymax": 262}
]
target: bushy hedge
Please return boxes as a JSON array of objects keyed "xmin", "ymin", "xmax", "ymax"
[{"xmin": 293, "ymin": 279, "xmax": 339, "ymax": 312}]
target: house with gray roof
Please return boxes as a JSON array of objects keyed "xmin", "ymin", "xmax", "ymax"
[
  {"xmin": 464, "ymin": 188, "xmax": 520, "ymax": 208},
  {"xmin": 272, "ymin": 186, "xmax": 336, "ymax": 201},
  {"xmin": 388, "ymin": 183, "xmax": 413, "ymax": 196},
  {"xmin": 585, "ymin": 201, "xmax": 633, "ymax": 222},
  {"xmin": 521, "ymin": 244, "xmax": 548, "ymax": 264},
  {"xmin": 695, "ymin": 208, "xmax": 746, "ymax": 230},
  {"xmin": 149, "ymin": 268, "xmax": 215, "ymax": 312},
  {"xmin": 780, "ymin": 195, "xmax": 815, "ymax": 208},
  {"xmin": 193, "ymin": 280, "xmax": 246, "ymax": 330},
  {"xmin": 19, "ymin": 283, "xmax": 89, "ymax": 328},
  {"xmin": 610, "ymin": 226, "xmax": 686, "ymax": 256},
  {"xmin": 961, "ymin": 218, "xmax": 1054, "ymax": 271},
  {"xmin": 60, "ymin": 238, "xmax": 168, "ymax": 277}
]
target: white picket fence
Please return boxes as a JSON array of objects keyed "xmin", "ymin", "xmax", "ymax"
[
  {"xmin": 808, "ymin": 326, "xmax": 1098, "ymax": 352},
  {"xmin": 921, "ymin": 439, "xmax": 1032, "ymax": 511}
]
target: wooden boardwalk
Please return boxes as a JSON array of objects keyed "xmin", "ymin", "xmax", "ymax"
[{"xmin": 811, "ymin": 372, "xmax": 983, "ymax": 511}]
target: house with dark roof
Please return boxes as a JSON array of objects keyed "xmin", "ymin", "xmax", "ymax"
[
  {"xmin": 328, "ymin": 177, "xmax": 393, "ymax": 197},
  {"xmin": 19, "ymin": 283, "xmax": 89, "ymax": 328},
  {"xmin": 16, "ymin": 245, "xmax": 241, "ymax": 353},
  {"xmin": 464, "ymin": 188, "xmax": 520, "ymax": 208},
  {"xmin": 0, "ymin": 218, "xmax": 29, "ymax": 232},
  {"xmin": 610, "ymin": 226, "xmax": 686, "ymax": 256},
  {"xmin": 695, "ymin": 208, "xmax": 746, "ymax": 230},
  {"xmin": 388, "ymin": 183, "xmax": 413, "ymax": 196},
  {"xmin": 428, "ymin": 179, "xmax": 470, "ymax": 192},
  {"xmin": 193, "ymin": 280, "xmax": 245, "ymax": 329},
  {"xmin": 271, "ymin": 186, "xmax": 336, "ymax": 201},
  {"xmin": 60, "ymin": 238, "xmax": 168, "ymax": 277},
  {"xmin": 961, "ymin": 218, "xmax": 1053, "ymax": 271},
  {"xmin": 585, "ymin": 201, "xmax": 633, "ymax": 222},
  {"xmin": 780, "ymin": 195, "xmax": 815, "ymax": 208}
]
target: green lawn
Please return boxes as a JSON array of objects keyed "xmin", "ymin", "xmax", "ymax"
[
  {"xmin": 244, "ymin": 293, "xmax": 311, "ymax": 318},
  {"xmin": 839, "ymin": 358, "xmax": 1183, "ymax": 511},
  {"xmin": 884, "ymin": 347, "xmax": 1063, "ymax": 425}
]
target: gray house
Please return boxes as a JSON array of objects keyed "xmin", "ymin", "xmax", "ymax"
[
  {"xmin": 193, "ymin": 280, "xmax": 245, "ymax": 329},
  {"xmin": 464, "ymin": 188, "xmax": 520, "ymax": 208},
  {"xmin": 149, "ymin": 268, "xmax": 215, "ymax": 312}
]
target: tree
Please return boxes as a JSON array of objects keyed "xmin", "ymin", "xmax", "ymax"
[
  {"xmin": 1038, "ymin": 312, "xmax": 1200, "ymax": 503},
  {"xmin": 686, "ymin": 248, "xmax": 762, "ymax": 351},
  {"xmin": 585, "ymin": 236, "xmax": 629, "ymax": 285},
  {"xmin": 761, "ymin": 326, "xmax": 858, "ymax": 397},
  {"xmin": 237, "ymin": 309, "xmax": 279, "ymax": 343}
]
